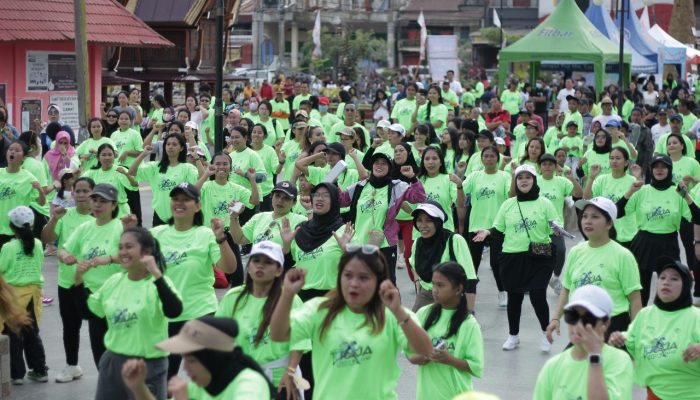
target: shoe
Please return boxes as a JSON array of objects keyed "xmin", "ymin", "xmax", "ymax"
[
  {"xmin": 498, "ymin": 291, "xmax": 508, "ymax": 307},
  {"xmin": 42, "ymin": 295, "xmax": 53, "ymax": 306},
  {"xmin": 502, "ymin": 335, "xmax": 520, "ymax": 351},
  {"xmin": 26, "ymin": 370, "xmax": 48, "ymax": 382},
  {"xmin": 540, "ymin": 333, "xmax": 552, "ymax": 353},
  {"xmin": 43, "ymin": 245, "xmax": 57, "ymax": 256},
  {"xmin": 55, "ymin": 365, "xmax": 83, "ymax": 383},
  {"xmin": 549, "ymin": 276, "xmax": 563, "ymax": 296},
  {"xmin": 11, "ymin": 378, "xmax": 24, "ymax": 385}
]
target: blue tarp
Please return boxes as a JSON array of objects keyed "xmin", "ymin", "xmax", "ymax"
[{"xmin": 585, "ymin": 2, "xmax": 657, "ymax": 73}]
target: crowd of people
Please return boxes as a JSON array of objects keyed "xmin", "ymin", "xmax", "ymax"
[{"xmin": 0, "ymin": 69, "xmax": 700, "ymax": 400}]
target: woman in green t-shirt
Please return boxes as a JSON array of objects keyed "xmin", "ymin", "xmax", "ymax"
[
  {"xmin": 454, "ymin": 131, "xmax": 476, "ymax": 179},
  {"xmin": 81, "ymin": 143, "xmax": 136, "ymax": 218},
  {"xmin": 418, "ymin": 147, "xmax": 463, "ymax": 233},
  {"xmin": 77, "ymin": 118, "xmax": 115, "ymax": 170},
  {"xmin": 440, "ymin": 127, "xmax": 461, "ymax": 174},
  {"xmin": 609, "ymin": 260, "xmax": 700, "ymax": 400},
  {"xmin": 75, "ymin": 227, "xmax": 182, "ymax": 400},
  {"xmin": 578, "ymin": 129, "xmax": 612, "ymax": 179},
  {"xmin": 251, "ymin": 124, "xmax": 282, "ymax": 211},
  {"xmin": 270, "ymin": 248, "xmax": 433, "ymax": 400},
  {"xmin": 473, "ymin": 165, "xmax": 559, "ymax": 352},
  {"xmin": 413, "ymin": 86, "xmax": 448, "ymax": 130},
  {"xmin": 546, "ymin": 197, "xmax": 642, "ymax": 345},
  {"xmin": 408, "ymin": 262, "xmax": 484, "ymax": 400},
  {"xmin": 1, "ymin": 206, "xmax": 49, "ymax": 384},
  {"xmin": 111, "ymin": 110, "xmax": 145, "ymax": 226}
]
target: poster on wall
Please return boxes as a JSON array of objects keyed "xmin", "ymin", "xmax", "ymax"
[
  {"xmin": 50, "ymin": 94, "xmax": 79, "ymax": 133},
  {"xmin": 21, "ymin": 99, "xmax": 42, "ymax": 134},
  {"xmin": 26, "ymin": 51, "xmax": 77, "ymax": 92}
]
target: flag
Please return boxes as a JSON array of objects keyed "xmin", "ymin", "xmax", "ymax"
[
  {"xmin": 312, "ymin": 10, "xmax": 322, "ymax": 59},
  {"xmin": 418, "ymin": 10, "xmax": 427, "ymax": 60},
  {"xmin": 493, "ymin": 8, "xmax": 501, "ymax": 28}
]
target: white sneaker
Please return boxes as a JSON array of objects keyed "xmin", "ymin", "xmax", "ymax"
[
  {"xmin": 498, "ymin": 291, "xmax": 508, "ymax": 307},
  {"xmin": 502, "ymin": 335, "xmax": 520, "ymax": 351},
  {"xmin": 11, "ymin": 378, "xmax": 24, "ymax": 385},
  {"xmin": 55, "ymin": 365, "xmax": 83, "ymax": 383},
  {"xmin": 540, "ymin": 333, "xmax": 552, "ymax": 353}
]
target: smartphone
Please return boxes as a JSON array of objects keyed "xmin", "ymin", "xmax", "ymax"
[
  {"xmin": 677, "ymin": 184, "xmax": 688, "ymax": 198},
  {"xmin": 229, "ymin": 201, "xmax": 244, "ymax": 215}
]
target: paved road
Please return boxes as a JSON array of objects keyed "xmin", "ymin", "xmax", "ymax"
[{"xmin": 10, "ymin": 190, "xmax": 647, "ymax": 399}]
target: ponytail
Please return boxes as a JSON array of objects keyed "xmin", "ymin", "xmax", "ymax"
[
  {"xmin": 422, "ymin": 262, "xmax": 470, "ymax": 338},
  {"xmin": 11, "ymin": 223, "xmax": 35, "ymax": 256}
]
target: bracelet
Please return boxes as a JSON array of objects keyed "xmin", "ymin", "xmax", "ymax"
[
  {"xmin": 286, "ymin": 367, "xmax": 296, "ymax": 373},
  {"xmin": 457, "ymin": 186, "xmax": 463, "ymax": 190},
  {"xmin": 216, "ymin": 236, "xmax": 227, "ymax": 244},
  {"xmin": 399, "ymin": 316, "xmax": 410, "ymax": 326},
  {"xmin": 551, "ymin": 318, "xmax": 559, "ymax": 323},
  {"xmin": 279, "ymin": 160, "xmax": 285, "ymax": 164}
]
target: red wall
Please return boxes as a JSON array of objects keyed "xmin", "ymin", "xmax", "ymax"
[{"xmin": 0, "ymin": 41, "xmax": 102, "ymax": 133}]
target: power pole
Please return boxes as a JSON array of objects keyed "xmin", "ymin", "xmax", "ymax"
[
  {"xmin": 617, "ymin": 0, "xmax": 625, "ymax": 112},
  {"xmin": 215, "ymin": 0, "xmax": 224, "ymax": 153},
  {"xmin": 73, "ymin": 0, "xmax": 90, "ymax": 143}
]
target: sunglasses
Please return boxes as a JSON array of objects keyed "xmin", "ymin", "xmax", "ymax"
[
  {"xmin": 48, "ymin": 110, "xmax": 59, "ymax": 115},
  {"xmin": 107, "ymin": 114, "xmax": 118, "ymax": 118},
  {"xmin": 563, "ymin": 309, "xmax": 602, "ymax": 326},
  {"xmin": 346, "ymin": 243, "xmax": 379, "ymax": 255}
]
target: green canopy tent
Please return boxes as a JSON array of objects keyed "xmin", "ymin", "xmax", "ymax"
[{"xmin": 497, "ymin": 0, "xmax": 631, "ymax": 94}]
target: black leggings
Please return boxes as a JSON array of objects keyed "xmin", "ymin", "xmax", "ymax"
[
  {"xmin": 223, "ymin": 231, "xmax": 244, "ymax": 288},
  {"xmin": 58, "ymin": 286, "xmax": 83, "ymax": 366},
  {"xmin": 125, "ymin": 188, "xmax": 143, "ymax": 227},
  {"xmin": 467, "ymin": 232, "xmax": 504, "ymax": 291},
  {"xmin": 506, "ymin": 290, "xmax": 549, "ymax": 335},
  {"xmin": 4, "ymin": 298, "xmax": 47, "ymax": 379},
  {"xmin": 88, "ymin": 316, "xmax": 107, "ymax": 369},
  {"xmin": 639, "ymin": 268, "xmax": 655, "ymax": 306},
  {"xmin": 30, "ymin": 207, "xmax": 48, "ymax": 239},
  {"xmin": 380, "ymin": 246, "xmax": 398, "ymax": 285}
]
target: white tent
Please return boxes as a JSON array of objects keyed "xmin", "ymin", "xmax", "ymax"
[{"xmin": 649, "ymin": 24, "xmax": 700, "ymax": 59}]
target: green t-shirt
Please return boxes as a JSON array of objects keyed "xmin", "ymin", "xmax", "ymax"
[
  {"xmin": 493, "ymin": 197, "xmax": 559, "ymax": 253},
  {"xmin": 441, "ymin": 89, "xmax": 459, "ymax": 111},
  {"xmin": 241, "ymin": 211, "xmax": 307, "ymax": 247},
  {"xmin": 463, "ymin": 170, "xmax": 510, "ymax": 232},
  {"xmin": 151, "ymin": 108, "xmax": 164, "ymax": 124},
  {"xmin": 271, "ymin": 99, "xmax": 291, "ymax": 131},
  {"xmin": 559, "ymin": 135, "xmax": 584, "ymax": 158},
  {"xmin": 253, "ymin": 144, "xmax": 278, "ymax": 197},
  {"xmin": 344, "ymin": 150, "xmax": 364, "ymax": 171},
  {"xmin": 306, "ymin": 165, "xmax": 330, "ymax": 186},
  {"xmin": 0, "ymin": 239, "xmax": 44, "ymax": 286},
  {"xmin": 655, "ymin": 132, "xmax": 694, "ymax": 155},
  {"xmin": 186, "ymin": 368, "xmax": 271, "ymax": 400},
  {"xmin": 671, "ymin": 156, "xmax": 700, "ymax": 186},
  {"xmin": 292, "ymin": 94, "xmax": 311, "ymax": 111},
  {"xmin": 291, "ymin": 225, "xmax": 346, "ymax": 290},
  {"xmin": 681, "ymin": 112, "xmax": 698, "ymax": 133},
  {"xmin": 533, "ymin": 345, "xmax": 633, "ymax": 400},
  {"xmin": 290, "ymin": 297, "xmax": 415, "ymax": 400},
  {"xmin": 229, "ymin": 147, "xmax": 266, "ymax": 194},
  {"xmin": 88, "ymin": 274, "xmax": 179, "ymax": 358},
  {"xmin": 464, "ymin": 152, "xmax": 485, "ymax": 176},
  {"xmin": 110, "ymin": 128, "xmax": 144, "ymax": 168},
  {"xmin": 374, "ymin": 142, "xmax": 395, "ymax": 159},
  {"xmin": 390, "ymin": 98, "xmax": 416, "ymax": 131},
  {"xmin": 543, "ymin": 127, "xmax": 562, "ymax": 150},
  {"xmin": 625, "ymin": 185, "xmax": 690, "ymax": 234},
  {"xmin": 538, "ymin": 176, "xmax": 573, "ymax": 223},
  {"xmin": 201, "ymin": 180, "xmax": 252, "ymax": 229},
  {"xmin": 563, "ymin": 111, "xmax": 584, "ymax": 136},
  {"xmin": 413, "ymin": 307, "xmax": 484, "ymax": 399},
  {"xmin": 409, "ymin": 234, "xmax": 477, "ymax": 291},
  {"xmin": 135, "ymin": 161, "xmax": 199, "ymax": 221},
  {"xmin": 257, "ymin": 118, "xmax": 285, "ymax": 148},
  {"xmin": 22, "ymin": 157, "xmax": 50, "ymax": 216},
  {"xmin": 353, "ymin": 184, "xmax": 389, "ymax": 247},
  {"xmin": 215, "ymin": 287, "xmax": 310, "ymax": 386},
  {"xmin": 82, "ymin": 166, "xmax": 131, "ymax": 217},
  {"xmin": 54, "ymin": 208, "xmax": 95, "ymax": 288},
  {"xmin": 623, "ymin": 305, "xmax": 700, "ymax": 399},
  {"xmin": 581, "ymin": 149, "xmax": 611, "ymax": 177},
  {"xmin": 499, "ymin": 89, "xmax": 521, "ymax": 115},
  {"xmin": 0, "ymin": 169, "xmax": 39, "ymax": 236},
  {"xmin": 150, "ymin": 225, "xmax": 220, "ymax": 322},
  {"xmin": 562, "ymin": 240, "xmax": 641, "ymax": 316},
  {"xmin": 416, "ymin": 103, "xmax": 448, "ymax": 128},
  {"xmin": 280, "ymin": 140, "xmax": 302, "ymax": 181},
  {"xmin": 62, "ymin": 218, "xmax": 123, "ymax": 291},
  {"xmin": 420, "ymin": 174, "xmax": 458, "ymax": 232},
  {"xmin": 622, "ymin": 99, "xmax": 635, "ymax": 121},
  {"xmin": 591, "ymin": 173, "xmax": 638, "ymax": 242},
  {"xmin": 76, "ymin": 137, "xmax": 115, "ymax": 170},
  {"xmin": 319, "ymin": 112, "xmax": 341, "ymax": 137}
]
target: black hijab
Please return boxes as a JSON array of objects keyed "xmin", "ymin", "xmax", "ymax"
[
  {"xmin": 654, "ymin": 259, "xmax": 693, "ymax": 311},
  {"xmin": 593, "ymin": 129, "xmax": 612, "ymax": 154},
  {"xmin": 369, "ymin": 152, "xmax": 393, "ymax": 188},
  {"xmin": 413, "ymin": 204, "xmax": 452, "ymax": 282},
  {"xmin": 650, "ymin": 158, "xmax": 674, "ymax": 191},
  {"xmin": 515, "ymin": 170, "xmax": 540, "ymax": 201},
  {"xmin": 295, "ymin": 183, "xmax": 344, "ymax": 252},
  {"xmin": 391, "ymin": 142, "xmax": 419, "ymax": 183},
  {"xmin": 191, "ymin": 317, "xmax": 274, "ymax": 397}
]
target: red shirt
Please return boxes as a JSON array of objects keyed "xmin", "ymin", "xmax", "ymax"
[
  {"xmin": 260, "ymin": 83, "xmax": 274, "ymax": 100},
  {"xmin": 516, "ymin": 114, "xmax": 544, "ymax": 134}
]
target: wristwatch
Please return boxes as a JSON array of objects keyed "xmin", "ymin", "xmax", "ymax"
[{"xmin": 588, "ymin": 353, "xmax": 601, "ymax": 364}]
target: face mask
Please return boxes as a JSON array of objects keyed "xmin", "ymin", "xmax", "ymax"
[
  {"xmin": 577, "ymin": 81, "xmax": 583, "ymax": 87},
  {"xmin": 249, "ymin": 102, "xmax": 258, "ymax": 112},
  {"xmin": 319, "ymin": 105, "xmax": 328, "ymax": 113}
]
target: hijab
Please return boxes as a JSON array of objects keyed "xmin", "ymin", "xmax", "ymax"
[
  {"xmin": 654, "ymin": 261, "xmax": 693, "ymax": 311},
  {"xmin": 650, "ymin": 161, "xmax": 674, "ymax": 191},
  {"xmin": 593, "ymin": 129, "xmax": 612, "ymax": 154},
  {"xmin": 295, "ymin": 183, "xmax": 344, "ymax": 252},
  {"xmin": 413, "ymin": 207, "xmax": 452, "ymax": 283},
  {"xmin": 390, "ymin": 142, "xmax": 418, "ymax": 183},
  {"xmin": 44, "ymin": 131, "xmax": 75, "ymax": 181},
  {"xmin": 515, "ymin": 171, "xmax": 540, "ymax": 201},
  {"xmin": 369, "ymin": 152, "xmax": 393, "ymax": 188}
]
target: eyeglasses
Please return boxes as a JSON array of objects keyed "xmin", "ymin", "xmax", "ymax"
[
  {"xmin": 48, "ymin": 110, "xmax": 59, "ymax": 116},
  {"xmin": 311, "ymin": 192, "xmax": 331, "ymax": 200},
  {"xmin": 346, "ymin": 243, "xmax": 379, "ymax": 254},
  {"xmin": 563, "ymin": 309, "xmax": 602, "ymax": 326}
]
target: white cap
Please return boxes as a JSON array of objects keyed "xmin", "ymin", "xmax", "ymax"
[
  {"xmin": 185, "ymin": 121, "xmax": 199, "ymax": 131},
  {"xmin": 564, "ymin": 285, "xmax": 613, "ymax": 318},
  {"xmin": 376, "ymin": 120, "xmax": 391, "ymax": 129},
  {"xmin": 411, "ymin": 202, "xmax": 446, "ymax": 222},
  {"xmin": 514, "ymin": 164, "xmax": 537, "ymax": 177},
  {"xmin": 575, "ymin": 197, "xmax": 617, "ymax": 221},
  {"xmin": 47, "ymin": 103, "xmax": 61, "ymax": 113},
  {"xmin": 249, "ymin": 240, "xmax": 285, "ymax": 267},
  {"xmin": 494, "ymin": 137, "xmax": 506, "ymax": 145},
  {"xmin": 57, "ymin": 167, "xmax": 78, "ymax": 181},
  {"xmin": 388, "ymin": 123, "xmax": 406, "ymax": 136},
  {"xmin": 8, "ymin": 206, "xmax": 34, "ymax": 227}
]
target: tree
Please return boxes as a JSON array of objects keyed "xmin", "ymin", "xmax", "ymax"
[
  {"xmin": 300, "ymin": 27, "xmax": 387, "ymax": 81},
  {"xmin": 666, "ymin": 0, "xmax": 695, "ymax": 79}
]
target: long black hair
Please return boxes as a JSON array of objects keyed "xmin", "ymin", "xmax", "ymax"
[
  {"xmin": 10, "ymin": 216, "xmax": 35, "ymax": 256},
  {"xmin": 92, "ymin": 143, "xmax": 117, "ymax": 170},
  {"xmin": 122, "ymin": 227, "xmax": 168, "ymax": 273},
  {"xmin": 440, "ymin": 127, "xmax": 461, "ymax": 169},
  {"xmin": 609, "ymin": 146, "xmax": 630, "ymax": 172},
  {"xmin": 422, "ymin": 262, "xmax": 470, "ymax": 338},
  {"xmin": 159, "ymin": 133, "xmax": 187, "ymax": 173},
  {"xmin": 419, "ymin": 146, "xmax": 448, "ymax": 177}
]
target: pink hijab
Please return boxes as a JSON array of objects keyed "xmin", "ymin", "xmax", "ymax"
[{"xmin": 44, "ymin": 131, "xmax": 75, "ymax": 181}]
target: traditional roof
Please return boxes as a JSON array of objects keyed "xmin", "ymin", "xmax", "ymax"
[{"xmin": 0, "ymin": 0, "xmax": 173, "ymax": 47}]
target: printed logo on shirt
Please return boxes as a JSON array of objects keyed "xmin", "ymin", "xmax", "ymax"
[
  {"xmin": 114, "ymin": 141, "xmax": 125, "ymax": 150},
  {"xmin": 111, "ymin": 308, "xmax": 138, "ymax": 329},
  {"xmin": 475, "ymin": 186, "xmax": 495, "ymax": 200},
  {"xmin": 164, "ymin": 251, "xmax": 188, "ymax": 266},
  {"xmin": 572, "ymin": 271, "xmax": 603, "ymax": 288},
  {"xmin": 298, "ymin": 246, "xmax": 323, "ymax": 262},
  {"xmin": 213, "ymin": 201, "xmax": 229, "ymax": 217},
  {"xmin": 426, "ymin": 192, "xmax": 440, "ymax": 202},
  {"xmin": 331, "ymin": 340, "xmax": 373, "ymax": 367},
  {"xmin": 643, "ymin": 336, "xmax": 678, "ymax": 360},
  {"xmin": 13, "ymin": 250, "xmax": 31, "ymax": 261},
  {"xmin": 360, "ymin": 199, "xmax": 384, "ymax": 214},
  {"xmin": 645, "ymin": 206, "xmax": 671, "ymax": 222},
  {"xmin": 0, "ymin": 186, "xmax": 17, "ymax": 200},
  {"xmin": 85, "ymin": 247, "xmax": 107, "ymax": 260},
  {"xmin": 514, "ymin": 217, "xmax": 537, "ymax": 233},
  {"xmin": 246, "ymin": 327, "xmax": 270, "ymax": 347},
  {"xmin": 606, "ymin": 194, "xmax": 622, "ymax": 203},
  {"xmin": 159, "ymin": 178, "xmax": 178, "ymax": 192},
  {"xmin": 431, "ymin": 336, "xmax": 455, "ymax": 352}
]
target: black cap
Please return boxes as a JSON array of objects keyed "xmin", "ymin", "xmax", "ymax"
[
  {"xmin": 370, "ymin": 151, "xmax": 393, "ymax": 165},
  {"xmin": 670, "ymin": 114, "xmax": 683, "ymax": 123},
  {"xmin": 566, "ymin": 95, "xmax": 580, "ymax": 103},
  {"xmin": 650, "ymin": 154, "xmax": 673, "ymax": 168},
  {"xmin": 566, "ymin": 120, "xmax": 579, "ymax": 128},
  {"xmin": 91, "ymin": 183, "xmax": 118, "ymax": 202},
  {"xmin": 272, "ymin": 181, "xmax": 297, "ymax": 198},
  {"xmin": 476, "ymin": 130, "xmax": 494, "ymax": 141},
  {"xmin": 170, "ymin": 182, "xmax": 201, "ymax": 202},
  {"xmin": 657, "ymin": 108, "xmax": 668, "ymax": 115},
  {"xmin": 325, "ymin": 142, "xmax": 346, "ymax": 159},
  {"xmin": 538, "ymin": 153, "xmax": 557, "ymax": 165}
]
